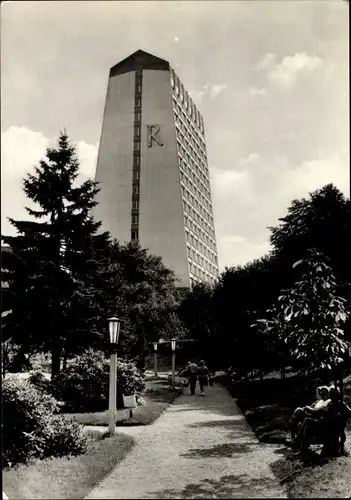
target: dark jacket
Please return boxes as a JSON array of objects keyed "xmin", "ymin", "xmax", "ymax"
[{"xmin": 197, "ymin": 365, "xmax": 209, "ymax": 380}]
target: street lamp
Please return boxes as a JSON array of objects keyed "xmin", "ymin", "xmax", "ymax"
[
  {"xmin": 171, "ymin": 339, "xmax": 176, "ymax": 388},
  {"xmin": 108, "ymin": 316, "xmax": 120, "ymax": 435},
  {"xmin": 153, "ymin": 342, "xmax": 158, "ymax": 377}
]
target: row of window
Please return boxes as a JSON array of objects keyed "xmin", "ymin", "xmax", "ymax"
[
  {"xmin": 190, "ymin": 275, "xmax": 216, "ymax": 288},
  {"xmin": 131, "ymin": 71, "xmax": 142, "ymax": 242},
  {"xmin": 186, "ymin": 232, "xmax": 217, "ymax": 265},
  {"xmin": 189, "ymin": 262, "xmax": 217, "ymax": 281},
  {"xmin": 174, "ymin": 109, "xmax": 207, "ymax": 170},
  {"xmin": 180, "ymin": 171, "xmax": 211, "ymax": 211},
  {"xmin": 186, "ymin": 232, "xmax": 217, "ymax": 267},
  {"xmin": 173, "ymin": 102, "xmax": 206, "ymax": 154},
  {"xmin": 180, "ymin": 165, "xmax": 211, "ymax": 216},
  {"xmin": 187, "ymin": 247, "xmax": 218, "ymax": 275},
  {"xmin": 176, "ymin": 125, "xmax": 209, "ymax": 186},
  {"xmin": 175, "ymin": 115, "xmax": 206, "ymax": 164},
  {"xmin": 177, "ymin": 144, "xmax": 211, "ymax": 198},
  {"xmin": 184, "ymin": 204, "xmax": 213, "ymax": 236},
  {"xmin": 185, "ymin": 225, "xmax": 217, "ymax": 258},
  {"xmin": 170, "ymin": 69, "xmax": 204, "ymax": 133},
  {"xmin": 181, "ymin": 185, "xmax": 215, "ymax": 239},
  {"xmin": 177, "ymin": 141, "xmax": 211, "ymax": 198},
  {"xmin": 181, "ymin": 177, "xmax": 212, "ymax": 221},
  {"xmin": 184, "ymin": 213, "xmax": 216, "ymax": 255}
]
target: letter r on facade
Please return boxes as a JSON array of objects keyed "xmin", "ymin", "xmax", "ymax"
[{"xmin": 147, "ymin": 125, "xmax": 163, "ymax": 147}]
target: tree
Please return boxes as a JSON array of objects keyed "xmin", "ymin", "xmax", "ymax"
[
  {"xmin": 267, "ymin": 249, "xmax": 349, "ymax": 392},
  {"xmin": 2, "ymin": 132, "xmax": 102, "ymax": 377},
  {"xmin": 269, "ymin": 184, "xmax": 351, "ymax": 296},
  {"xmin": 84, "ymin": 238, "xmax": 182, "ymax": 368},
  {"xmin": 210, "ymin": 255, "xmax": 282, "ymax": 373}
]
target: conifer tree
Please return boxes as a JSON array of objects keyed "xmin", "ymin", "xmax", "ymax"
[{"xmin": 2, "ymin": 132, "xmax": 102, "ymax": 377}]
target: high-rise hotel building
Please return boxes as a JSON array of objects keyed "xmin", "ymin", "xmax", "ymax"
[{"xmin": 93, "ymin": 50, "xmax": 219, "ymax": 288}]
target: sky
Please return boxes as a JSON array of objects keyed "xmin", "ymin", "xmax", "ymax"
[{"xmin": 1, "ymin": 0, "xmax": 349, "ymax": 271}]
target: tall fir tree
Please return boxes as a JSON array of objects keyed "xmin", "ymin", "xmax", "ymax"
[{"xmin": 2, "ymin": 132, "xmax": 102, "ymax": 377}]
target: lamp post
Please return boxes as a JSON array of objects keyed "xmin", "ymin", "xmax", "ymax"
[
  {"xmin": 171, "ymin": 339, "xmax": 176, "ymax": 388},
  {"xmin": 108, "ymin": 316, "xmax": 121, "ymax": 436},
  {"xmin": 153, "ymin": 342, "xmax": 158, "ymax": 377}
]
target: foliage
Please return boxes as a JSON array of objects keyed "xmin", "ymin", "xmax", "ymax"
[
  {"xmin": 3, "ymin": 376, "xmax": 87, "ymax": 468},
  {"xmin": 210, "ymin": 255, "xmax": 282, "ymax": 373},
  {"xmin": 52, "ymin": 349, "xmax": 145, "ymax": 412},
  {"xmin": 28, "ymin": 370, "xmax": 52, "ymax": 394},
  {"xmin": 269, "ymin": 183, "xmax": 351, "ymax": 296},
  {"xmin": 87, "ymin": 239, "xmax": 181, "ymax": 368},
  {"xmin": 1, "ymin": 132, "xmax": 103, "ymax": 378},
  {"xmin": 255, "ymin": 249, "xmax": 349, "ymax": 378},
  {"xmin": 1, "ymin": 339, "xmax": 32, "ymax": 375}
]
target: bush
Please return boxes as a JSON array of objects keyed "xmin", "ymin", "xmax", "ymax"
[
  {"xmin": 52, "ymin": 349, "xmax": 145, "ymax": 412},
  {"xmin": 28, "ymin": 370, "xmax": 52, "ymax": 394},
  {"xmin": 3, "ymin": 377, "xmax": 87, "ymax": 468}
]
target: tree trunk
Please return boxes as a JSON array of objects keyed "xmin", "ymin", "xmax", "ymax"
[
  {"xmin": 51, "ymin": 336, "xmax": 61, "ymax": 378},
  {"xmin": 339, "ymin": 378, "xmax": 344, "ymax": 402},
  {"xmin": 62, "ymin": 349, "xmax": 68, "ymax": 371},
  {"xmin": 281, "ymin": 367, "xmax": 285, "ymax": 379}
]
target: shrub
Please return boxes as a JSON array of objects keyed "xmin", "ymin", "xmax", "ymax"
[
  {"xmin": 3, "ymin": 377, "xmax": 87, "ymax": 468},
  {"xmin": 52, "ymin": 349, "xmax": 145, "ymax": 412},
  {"xmin": 28, "ymin": 370, "xmax": 52, "ymax": 394}
]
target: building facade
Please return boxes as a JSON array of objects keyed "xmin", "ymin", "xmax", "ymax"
[{"xmin": 93, "ymin": 50, "xmax": 219, "ymax": 288}]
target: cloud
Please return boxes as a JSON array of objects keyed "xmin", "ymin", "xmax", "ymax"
[
  {"xmin": 257, "ymin": 52, "xmax": 323, "ymax": 87},
  {"xmin": 249, "ymin": 87, "xmax": 267, "ymax": 97},
  {"xmin": 219, "ymin": 235, "xmax": 271, "ymax": 268},
  {"xmin": 256, "ymin": 53, "xmax": 276, "ymax": 70},
  {"xmin": 239, "ymin": 153, "xmax": 259, "ymax": 165},
  {"xmin": 210, "ymin": 151, "xmax": 348, "ymax": 270},
  {"xmin": 190, "ymin": 83, "xmax": 228, "ymax": 101},
  {"xmin": 1, "ymin": 126, "xmax": 98, "ymax": 236}
]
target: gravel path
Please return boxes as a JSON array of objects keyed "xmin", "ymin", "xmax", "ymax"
[{"xmin": 86, "ymin": 384, "xmax": 287, "ymax": 499}]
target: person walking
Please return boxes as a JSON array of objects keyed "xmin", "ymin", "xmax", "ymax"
[
  {"xmin": 180, "ymin": 360, "xmax": 199, "ymax": 395},
  {"xmin": 197, "ymin": 360, "xmax": 210, "ymax": 397}
]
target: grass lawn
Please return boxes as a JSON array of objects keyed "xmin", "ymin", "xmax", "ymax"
[
  {"xmin": 2, "ymin": 430, "xmax": 135, "ymax": 500},
  {"xmin": 224, "ymin": 372, "xmax": 351, "ymax": 498},
  {"xmin": 66, "ymin": 381, "xmax": 183, "ymax": 427}
]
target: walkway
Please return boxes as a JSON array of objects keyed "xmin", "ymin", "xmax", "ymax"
[{"xmin": 86, "ymin": 384, "xmax": 287, "ymax": 499}]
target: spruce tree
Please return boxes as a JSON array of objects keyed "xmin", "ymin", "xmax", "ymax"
[{"xmin": 2, "ymin": 132, "xmax": 101, "ymax": 377}]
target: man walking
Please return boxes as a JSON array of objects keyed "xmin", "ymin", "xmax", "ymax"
[{"xmin": 180, "ymin": 361, "xmax": 199, "ymax": 395}]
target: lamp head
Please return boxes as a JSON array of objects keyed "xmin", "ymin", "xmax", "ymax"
[
  {"xmin": 108, "ymin": 317, "xmax": 121, "ymax": 345},
  {"xmin": 171, "ymin": 339, "xmax": 176, "ymax": 351},
  {"xmin": 153, "ymin": 342, "xmax": 158, "ymax": 351}
]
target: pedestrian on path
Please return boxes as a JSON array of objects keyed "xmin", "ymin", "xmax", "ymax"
[
  {"xmin": 180, "ymin": 361, "xmax": 198, "ymax": 395},
  {"xmin": 197, "ymin": 360, "xmax": 210, "ymax": 396}
]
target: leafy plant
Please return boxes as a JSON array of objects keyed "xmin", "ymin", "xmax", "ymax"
[
  {"xmin": 3, "ymin": 376, "xmax": 87, "ymax": 468},
  {"xmin": 52, "ymin": 349, "xmax": 145, "ymax": 412},
  {"xmin": 254, "ymin": 249, "xmax": 349, "ymax": 388}
]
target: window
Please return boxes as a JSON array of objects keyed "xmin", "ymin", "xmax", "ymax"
[
  {"xmin": 132, "ymin": 215, "xmax": 139, "ymax": 224},
  {"xmin": 133, "ymin": 170, "xmax": 140, "ymax": 180},
  {"xmin": 132, "ymin": 200, "xmax": 139, "ymax": 210},
  {"xmin": 134, "ymin": 157, "xmax": 140, "ymax": 166},
  {"xmin": 136, "ymin": 112, "xmax": 141, "ymax": 121},
  {"xmin": 136, "ymin": 98, "xmax": 141, "ymax": 108},
  {"xmin": 131, "ymin": 230, "xmax": 139, "ymax": 241},
  {"xmin": 136, "ymin": 84, "xmax": 141, "ymax": 93},
  {"xmin": 134, "ymin": 141, "xmax": 140, "ymax": 151},
  {"xmin": 133, "ymin": 185, "xmax": 139, "ymax": 195},
  {"xmin": 135, "ymin": 127, "xmax": 140, "ymax": 137},
  {"xmin": 171, "ymin": 77, "xmax": 174, "ymax": 88}
]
